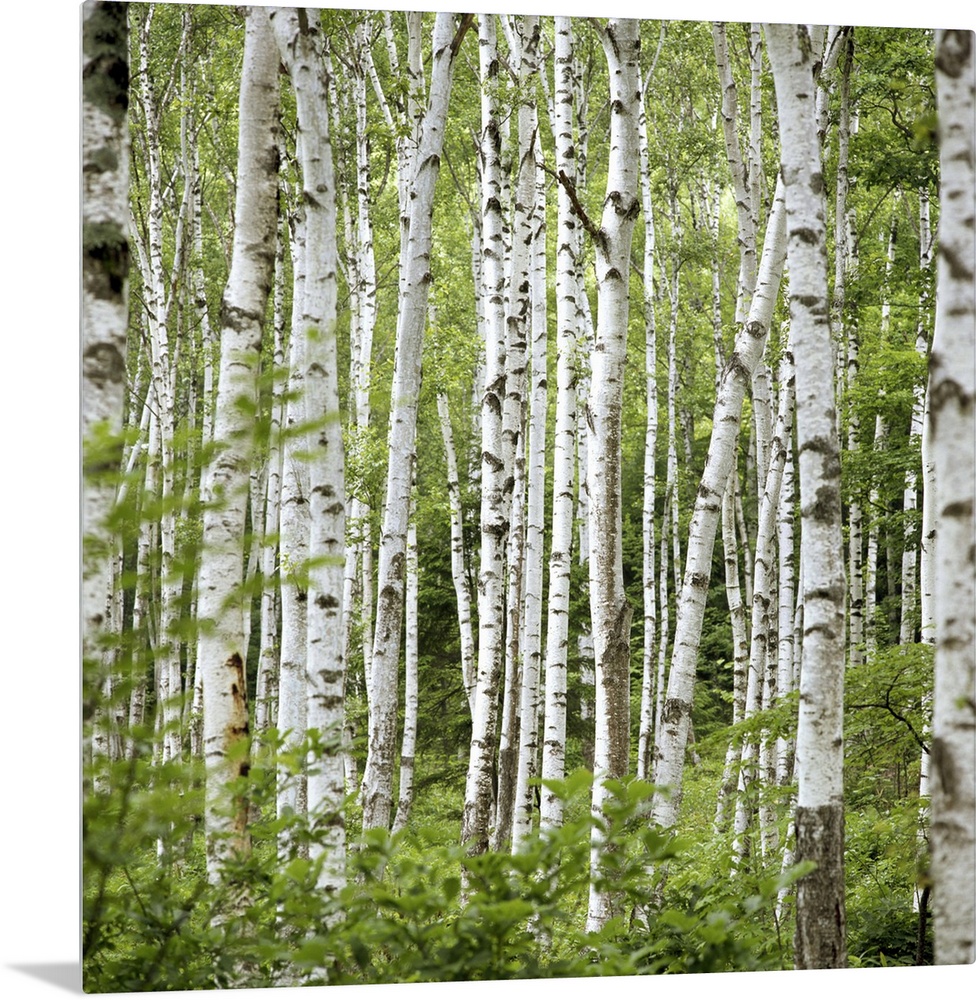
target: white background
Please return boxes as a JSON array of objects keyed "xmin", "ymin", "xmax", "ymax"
[{"xmin": 3, "ymin": 1, "xmax": 971, "ymax": 996}]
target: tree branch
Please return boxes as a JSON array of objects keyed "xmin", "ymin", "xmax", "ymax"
[{"xmin": 539, "ymin": 159, "xmax": 603, "ymax": 244}]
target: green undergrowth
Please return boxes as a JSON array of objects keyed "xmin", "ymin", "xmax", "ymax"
[{"xmin": 84, "ymin": 752, "xmax": 806, "ymax": 992}]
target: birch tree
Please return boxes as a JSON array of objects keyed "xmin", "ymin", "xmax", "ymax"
[
  {"xmin": 392, "ymin": 478, "xmax": 419, "ymax": 837},
  {"xmin": 82, "ymin": 0, "xmax": 129, "ymax": 779},
  {"xmin": 929, "ymin": 26, "xmax": 975, "ymax": 968},
  {"xmin": 437, "ymin": 392, "xmax": 477, "ymax": 714},
  {"xmin": 766, "ymin": 21, "xmax": 848, "ymax": 969},
  {"xmin": 462, "ymin": 13, "xmax": 510, "ymax": 856},
  {"xmin": 584, "ymin": 16, "xmax": 641, "ymax": 933},
  {"xmin": 539, "ymin": 15, "xmax": 579, "ymax": 829},
  {"xmin": 270, "ymin": 5, "xmax": 346, "ymax": 892},
  {"xmin": 512, "ymin": 13, "xmax": 547, "ymax": 853},
  {"xmin": 195, "ymin": 5, "xmax": 279, "ymax": 884},
  {"xmin": 362, "ymin": 12, "xmax": 473, "ymax": 833},
  {"xmin": 276, "ymin": 170, "xmax": 310, "ymax": 845},
  {"xmin": 82, "ymin": 3, "xmax": 129, "ymax": 619},
  {"xmin": 651, "ymin": 177, "xmax": 787, "ymax": 832},
  {"xmin": 636, "ymin": 85, "xmax": 659, "ymax": 782}
]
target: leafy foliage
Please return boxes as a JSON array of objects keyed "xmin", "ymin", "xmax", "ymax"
[{"xmin": 83, "ymin": 753, "xmax": 811, "ymax": 990}]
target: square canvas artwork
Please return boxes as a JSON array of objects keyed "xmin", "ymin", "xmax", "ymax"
[{"xmin": 81, "ymin": 1, "xmax": 975, "ymax": 993}]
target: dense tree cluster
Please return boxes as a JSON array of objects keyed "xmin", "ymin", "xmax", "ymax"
[{"xmin": 81, "ymin": 4, "xmax": 974, "ymax": 989}]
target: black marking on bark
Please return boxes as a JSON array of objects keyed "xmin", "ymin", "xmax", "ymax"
[
  {"xmin": 810, "ymin": 484, "xmax": 842, "ymax": 522},
  {"xmin": 84, "ymin": 221, "xmax": 129, "ymax": 300},
  {"xmin": 82, "ymin": 2, "xmax": 129, "ymax": 122},
  {"xmin": 931, "ymin": 736, "xmax": 960, "ymax": 799},
  {"xmin": 927, "ymin": 370, "xmax": 973, "ymax": 435},
  {"xmin": 940, "ymin": 244, "xmax": 975, "ymax": 282},
  {"xmin": 84, "ymin": 341, "xmax": 126, "ymax": 389},
  {"xmin": 662, "ymin": 696, "xmax": 693, "ymax": 725},
  {"xmin": 935, "ymin": 30, "xmax": 973, "ymax": 79},
  {"xmin": 792, "ymin": 227, "xmax": 820, "ymax": 246},
  {"xmin": 690, "ymin": 572, "xmax": 711, "ymax": 591},
  {"xmin": 806, "ymin": 583, "xmax": 845, "ymax": 605},
  {"xmin": 943, "ymin": 498, "xmax": 974, "ymax": 518},
  {"xmin": 315, "ymin": 593, "xmax": 340, "ymax": 610},
  {"xmin": 220, "ymin": 301, "xmax": 266, "ymax": 334},
  {"xmin": 84, "ymin": 144, "xmax": 119, "ymax": 175},
  {"xmin": 387, "ymin": 551, "xmax": 405, "ymax": 584},
  {"xmin": 609, "ymin": 190, "xmax": 640, "ymax": 220},
  {"xmin": 482, "ymin": 449, "xmax": 504, "ymax": 473},
  {"xmin": 727, "ymin": 352, "xmax": 751, "ymax": 381}
]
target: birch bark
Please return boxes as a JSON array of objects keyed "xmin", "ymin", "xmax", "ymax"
[
  {"xmin": 363, "ymin": 13, "xmax": 472, "ymax": 833},
  {"xmin": 270, "ymin": 5, "xmax": 346, "ymax": 892},
  {"xmin": 495, "ymin": 68, "xmax": 532, "ymax": 846},
  {"xmin": 929, "ymin": 27, "xmax": 975, "ymax": 968},
  {"xmin": 82, "ymin": 0, "xmax": 129, "ymax": 786},
  {"xmin": 462, "ymin": 13, "xmax": 510, "ymax": 856},
  {"xmin": 766, "ymin": 21, "xmax": 848, "ymax": 969},
  {"xmin": 512, "ymin": 14, "xmax": 546, "ymax": 853},
  {"xmin": 585, "ymin": 17, "xmax": 640, "ymax": 933},
  {"xmin": 276, "ymin": 193, "xmax": 309, "ymax": 843},
  {"xmin": 196, "ymin": 5, "xmax": 279, "ymax": 883},
  {"xmin": 437, "ymin": 393, "xmax": 477, "ymax": 714},
  {"xmin": 651, "ymin": 178, "xmax": 786, "ymax": 832},
  {"xmin": 392, "ymin": 488, "xmax": 419, "ymax": 837},
  {"xmin": 540, "ymin": 15, "xmax": 578, "ymax": 830},
  {"xmin": 637, "ymin": 78, "xmax": 658, "ymax": 783}
]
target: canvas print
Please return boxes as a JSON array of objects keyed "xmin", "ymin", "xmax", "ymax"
[{"xmin": 81, "ymin": 1, "xmax": 975, "ymax": 991}]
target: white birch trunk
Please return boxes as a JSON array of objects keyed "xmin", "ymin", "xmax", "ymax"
[
  {"xmin": 637, "ymin": 91, "xmax": 658, "ymax": 783},
  {"xmin": 585, "ymin": 17, "xmax": 640, "ymax": 934},
  {"xmin": 540, "ymin": 15, "xmax": 578, "ymax": 830},
  {"xmin": 713, "ymin": 20, "xmax": 759, "ymax": 322},
  {"xmin": 714, "ymin": 470, "xmax": 750, "ymax": 832},
  {"xmin": 462, "ymin": 14, "xmax": 510, "ymax": 856},
  {"xmin": 276, "ymin": 199, "xmax": 309, "ymax": 843},
  {"xmin": 776, "ymin": 363, "xmax": 797, "ymax": 785},
  {"xmin": 767, "ymin": 22, "xmax": 847, "ymax": 969},
  {"xmin": 651, "ymin": 179, "xmax": 787, "ymax": 833},
  {"xmin": 196, "ymin": 5, "xmax": 279, "ymax": 883},
  {"xmin": 82, "ymin": 1, "xmax": 129, "ymax": 783},
  {"xmin": 82, "ymin": 0, "xmax": 129, "ymax": 488},
  {"xmin": 131, "ymin": 6, "xmax": 192, "ymax": 768},
  {"xmin": 255, "ymin": 226, "xmax": 286, "ymax": 737},
  {"xmin": 929, "ymin": 28, "xmax": 976, "ymax": 968},
  {"xmin": 495, "ymin": 80, "xmax": 532, "ymax": 846},
  {"xmin": 392, "ymin": 492, "xmax": 419, "ymax": 837},
  {"xmin": 512, "ymin": 15, "xmax": 546, "ymax": 854},
  {"xmin": 437, "ymin": 393, "xmax": 477, "ymax": 715},
  {"xmin": 577, "ymin": 289, "xmax": 596, "ymax": 772},
  {"xmin": 900, "ymin": 194, "xmax": 933, "ymax": 647},
  {"xmin": 270, "ymin": 6, "xmax": 346, "ymax": 893},
  {"xmin": 734, "ymin": 351, "xmax": 795, "ymax": 861},
  {"xmin": 574, "ymin": 63, "xmax": 596, "ymax": 772},
  {"xmin": 363, "ymin": 13, "xmax": 471, "ymax": 833}
]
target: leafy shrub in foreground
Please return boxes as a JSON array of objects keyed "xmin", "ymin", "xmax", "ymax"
[{"xmin": 84, "ymin": 757, "xmax": 805, "ymax": 991}]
